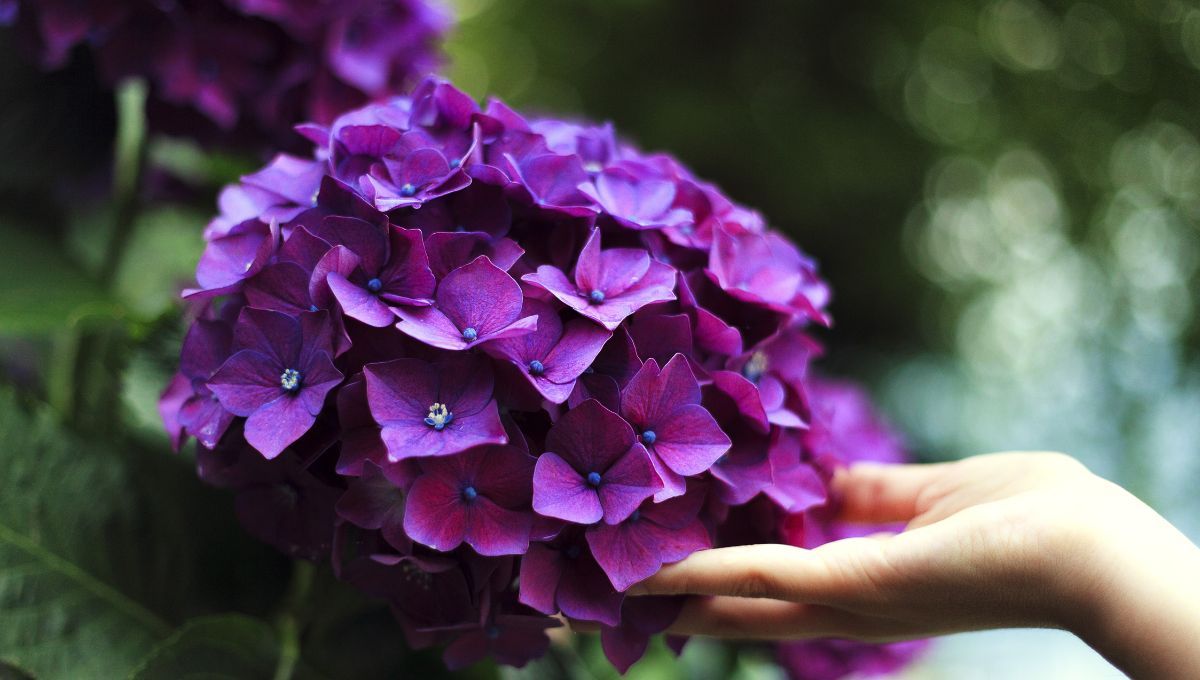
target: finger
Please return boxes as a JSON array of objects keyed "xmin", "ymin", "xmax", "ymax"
[
  {"xmin": 667, "ymin": 596, "xmax": 860, "ymax": 640},
  {"xmin": 833, "ymin": 462, "xmax": 948, "ymax": 524},
  {"xmin": 628, "ymin": 544, "xmax": 836, "ymax": 600}
]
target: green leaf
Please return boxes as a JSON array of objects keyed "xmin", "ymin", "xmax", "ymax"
[
  {"xmin": 0, "ymin": 390, "xmax": 172, "ymax": 678},
  {"xmin": 0, "ymin": 224, "xmax": 117, "ymax": 335},
  {"xmin": 111, "ymin": 206, "xmax": 205, "ymax": 320},
  {"xmin": 128, "ymin": 615, "xmax": 281, "ymax": 680}
]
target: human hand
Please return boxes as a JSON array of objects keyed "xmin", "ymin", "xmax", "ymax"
[{"xmin": 630, "ymin": 452, "xmax": 1200, "ymax": 679}]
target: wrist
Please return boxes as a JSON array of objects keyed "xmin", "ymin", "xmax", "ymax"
[{"xmin": 1061, "ymin": 482, "xmax": 1200, "ymax": 678}]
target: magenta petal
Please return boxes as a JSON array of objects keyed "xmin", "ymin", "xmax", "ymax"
[
  {"xmin": 381, "ymin": 400, "xmax": 507, "ymax": 461},
  {"xmin": 518, "ymin": 543, "xmax": 564, "ymax": 615},
  {"xmin": 208, "ymin": 350, "xmax": 284, "ymax": 415},
  {"xmin": 648, "ymin": 452, "xmax": 687, "ymax": 502},
  {"xmin": 243, "ymin": 394, "xmax": 316, "ymax": 459},
  {"xmin": 597, "ymin": 444, "xmax": 661, "ymax": 524},
  {"xmin": 544, "ymin": 400, "xmax": 636, "ymax": 474},
  {"xmin": 297, "ymin": 351, "xmax": 342, "ymax": 416},
  {"xmin": 652, "ymin": 404, "xmax": 731, "ymax": 476},
  {"xmin": 572, "ymin": 229, "xmax": 603, "ymax": 290},
  {"xmin": 464, "ymin": 498, "xmax": 532, "ymax": 556},
  {"xmin": 622, "ymin": 353, "xmax": 702, "ymax": 427},
  {"xmin": 327, "ymin": 271, "xmax": 396, "ymax": 327},
  {"xmin": 556, "ymin": 553, "xmax": 624, "ymax": 626},
  {"xmin": 364, "ymin": 358, "xmax": 437, "ymax": 424},
  {"xmin": 587, "ymin": 516, "xmax": 710, "ymax": 591},
  {"xmin": 393, "ymin": 305, "xmax": 472, "ymax": 349},
  {"xmin": 543, "ymin": 320, "xmax": 611, "ymax": 385},
  {"xmin": 592, "ymin": 248, "xmax": 651, "ymax": 298},
  {"xmin": 404, "ymin": 474, "xmax": 468, "ymax": 552},
  {"xmin": 436, "ymin": 256, "xmax": 523, "ymax": 335},
  {"xmin": 232, "ymin": 307, "xmax": 300, "ymax": 368},
  {"xmin": 532, "ymin": 452, "xmax": 602, "ymax": 524}
]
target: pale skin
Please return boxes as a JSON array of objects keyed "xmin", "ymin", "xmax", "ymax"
[{"xmin": 627, "ymin": 452, "xmax": 1200, "ymax": 679}]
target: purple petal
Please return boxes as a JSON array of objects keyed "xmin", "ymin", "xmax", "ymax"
[
  {"xmin": 652, "ymin": 404, "xmax": 731, "ymax": 477},
  {"xmin": 622, "ymin": 353, "xmax": 702, "ymax": 429},
  {"xmin": 208, "ymin": 350, "xmax": 283, "ymax": 416},
  {"xmin": 243, "ymin": 393, "xmax": 317, "ymax": 459},
  {"xmin": 532, "ymin": 452, "xmax": 602, "ymax": 524},
  {"xmin": 544, "ymin": 399, "xmax": 636, "ymax": 474},
  {"xmin": 586, "ymin": 513, "xmax": 711, "ymax": 592},
  {"xmin": 403, "ymin": 474, "xmax": 468, "ymax": 552},
  {"xmin": 327, "ymin": 271, "xmax": 395, "ymax": 327},
  {"xmin": 518, "ymin": 543, "xmax": 565, "ymax": 615},
  {"xmin": 436, "ymin": 255, "xmax": 524, "ymax": 336},
  {"xmin": 464, "ymin": 498, "xmax": 532, "ymax": 556},
  {"xmin": 597, "ymin": 444, "xmax": 661, "ymax": 524}
]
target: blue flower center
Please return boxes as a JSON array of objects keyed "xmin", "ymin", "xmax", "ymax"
[
  {"xmin": 586, "ymin": 471, "xmax": 602, "ymax": 487},
  {"xmin": 641, "ymin": 430, "xmax": 657, "ymax": 445},
  {"xmin": 528, "ymin": 359, "xmax": 545, "ymax": 376},
  {"xmin": 308, "ymin": 304, "xmax": 319, "ymax": 313},
  {"xmin": 366, "ymin": 277, "xmax": 383, "ymax": 293},
  {"xmin": 424, "ymin": 403, "xmax": 454, "ymax": 430},
  {"xmin": 399, "ymin": 182, "xmax": 417, "ymax": 197},
  {"xmin": 564, "ymin": 544, "xmax": 582, "ymax": 559},
  {"xmin": 462, "ymin": 486, "xmax": 478, "ymax": 502},
  {"xmin": 449, "ymin": 158, "xmax": 462, "ymax": 168},
  {"xmin": 588, "ymin": 289, "xmax": 605, "ymax": 304},
  {"xmin": 462, "ymin": 327, "xmax": 478, "ymax": 342},
  {"xmin": 280, "ymin": 368, "xmax": 302, "ymax": 392},
  {"xmin": 628, "ymin": 509, "xmax": 641, "ymax": 523}
]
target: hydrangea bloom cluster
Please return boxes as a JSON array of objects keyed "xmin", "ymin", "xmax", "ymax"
[
  {"xmin": 161, "ymin": 76, "xmax": 925, "ymax": 676},
  {"xmin": 1, "ymin": 0, "xmax": 449, "ymax": 146}
]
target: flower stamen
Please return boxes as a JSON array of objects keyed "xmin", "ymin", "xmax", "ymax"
[{"xmin": 424, "ymin": 402, "xmax": 454, "ymax": 430}]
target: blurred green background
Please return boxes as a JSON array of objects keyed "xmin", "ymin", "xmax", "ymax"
[{"xmin": 2, "ymin": 0, "xmax": 1197, "ymax": 678}]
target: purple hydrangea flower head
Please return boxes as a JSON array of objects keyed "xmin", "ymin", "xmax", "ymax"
[
  {"xmin": 4, "ymin": 0, "xmax": 451, "ymax": 148},
  {"xmin": 365, "ymin": 355, "xmax": 507, "ymax": 461},
  {"xmin": 532, "ymin": 399, "xmax": 661, "ymax": 525},
  {"xmin": 208, "ymin": 308, "xmax": 343, "ymax": 458},
  {"xmin": 394, "ymin": 255, "xmax": 538, "ymax": 350},
  {"xmin": 404, "ymin": 445, "xmax": 536, "ymax": 556},
  {"xmin": 166, "ymin": 75, "xmax": 926, "ymax": 677},
  {"xmin": 523, "ymin": 229, "xmax": 677, "ymax": 330}
]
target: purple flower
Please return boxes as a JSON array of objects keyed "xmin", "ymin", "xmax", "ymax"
[
  {"xmin": 620, "ymin": 354, "xmax": 730, "ymax": 500},
  {"xmin": 394, "ymin": 255, "xmax": 538, "ymax": 350},
  {"xmin": 531, "ymin": 399, "xmax": 661, "ymax": 525},
  {"xmin": 601, "ymin": 596, "xmax": 688, "ymax": 674},
  {"xmin": 501, "ymin": 152, "xmax": 598, "ymax": 218},
  {"xmin": 208, "ymin": 308, "xmax": 343, "ymax": 458},
  {"xmin": 335, "ymin": 461, "xmax": 413, "ymax": 553},
  {"xmin": 581, "ymin": 163, "xmax": 691, "ymax": 230},
  {"xmin": 729, "ymin": 325, "xmax": 820, "ymax": 428},
  {"xmin": 313, "ymin": 218, "xmax": 437, "ymax": 327},
  {"xmin": 523, "ymin": 229, "xmax": 677, "ymax": 330},
  {"xmin": 487, "ymin": 299, "xmax": 612, "ymax": 404},
  {"xmin": 518, "ymin": 527, "xmax": 625, "ymax": 626},
  {"xmin": 708, "ymin": 226, "xmax": 830, "ymax": 325},
  {"xmin": 586, "ymin": 488, "xmax": 711, "ymax": 592},
  {"xmin": 160, "ymin": 318, "xmax": 235, "ymax": 450},
  {"xmin": 365, "ymin": 355, "xmax": 507, "ymax": 461},
  {"xmin": 442, "ymin": 613, "xmax": 559, "ymax": 670},
  {"xmin": 404, "ymin": 445, "xmax": 536, "ymax": 556}
]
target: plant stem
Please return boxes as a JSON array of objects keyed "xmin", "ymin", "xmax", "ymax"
[
  {"xmin": 273, "ymin": 560, "xmax": 315, "ymax": 680},
  {"xmin": 98, "ymin": 78, "xmax": 148, "ymax": 290}
]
